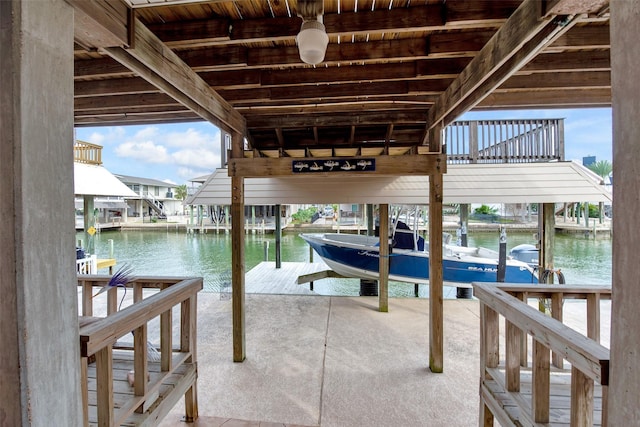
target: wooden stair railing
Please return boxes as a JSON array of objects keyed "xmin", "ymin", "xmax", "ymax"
[
  {"xmin": 473, "ymin": 283, "xmax": 610, "ymax": 427},
  {"xmin": 78, "ymin": 275, "xmax": 203, "ymax": 427}
]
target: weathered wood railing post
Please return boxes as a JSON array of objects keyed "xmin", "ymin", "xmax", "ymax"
[
  {"xmin": 475, "ymin": 284, "xmax": 610, "ymax": 427},
  {"xmin": 479, "ymin": 301, "xmax": 499, "ymax": 427}
]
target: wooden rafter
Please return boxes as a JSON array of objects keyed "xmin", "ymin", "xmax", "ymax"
[
  {"xmin": 424, "ymin": 0, "xmax": 581, "ymax": 137},
  {"xmin": 105, "ymin": 18, "xmax": 245, "ymax": 134}
]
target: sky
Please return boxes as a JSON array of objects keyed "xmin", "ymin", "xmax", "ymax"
[{"xmin": 74, "ymin": 107, "xmax": 612, "ymax": 186}]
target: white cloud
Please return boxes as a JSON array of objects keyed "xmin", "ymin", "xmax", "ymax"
[
  {"xmin": 115, "ymin": 140, "xmax": 171, "ymax": 163},
  {"xmin": 134, "ymin": 126, "xmax": 160, "ymax": 140},
  {"xmin": 165, "ymin": 127, "xmax": 217, "ymax": 149},
  {"xmin": 171, "ymin": 148, "xmax": 219, "ymax": 169},
  {"xmin": 83, "ymin": 127, "xmax": 126, "ymax": 146},
  {"xmin": 177, "ymin": 167, "xmax": 210, "ymax": 181}
]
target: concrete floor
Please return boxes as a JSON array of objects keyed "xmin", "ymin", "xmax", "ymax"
[{"xmin": 159, "ymin": 294, "xmax": 482, "ymax": 427}]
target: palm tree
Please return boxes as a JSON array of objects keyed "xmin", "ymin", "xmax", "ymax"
[
  {"xmin": 587, "ymin": 160, "xmax": 612, "ymax": 179},
  {"xmin": 587, "ymin": 160, "xmax": 612, "ymax": 222},
  {"xmin": 175, "ymin": 184, "xmax": 188, "ymax": 201}
]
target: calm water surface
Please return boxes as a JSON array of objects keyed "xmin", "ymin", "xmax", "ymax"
[{"xmin": 84, "ymin": 229, "xmax": 612, "ymax": 297}]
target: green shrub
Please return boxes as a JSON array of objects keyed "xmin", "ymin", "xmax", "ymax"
[
  {"xmin": 291, "ymin": 206, "xmax": 318, "ymax": 224},
  {"xmin": 474, "ymin": 204, "xmax": 498, "ymax": 215}
]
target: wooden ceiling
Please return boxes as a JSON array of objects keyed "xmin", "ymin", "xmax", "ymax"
[{"xmin": 72, "ymin": 0, "xmax": 610, "ymax": 156}]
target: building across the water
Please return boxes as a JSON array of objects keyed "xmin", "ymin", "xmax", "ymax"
[{"xmin": 115, "ymin": 174, "xmax": 183, "ymax": 219}]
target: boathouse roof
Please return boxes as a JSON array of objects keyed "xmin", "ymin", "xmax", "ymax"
[
  {"xmin": 74, "ymin": 162, "xmax": 137, "ymax": 198},
  {"xmin": 186, "ymin": 161, "xmax": 611, "ymax": 206}
]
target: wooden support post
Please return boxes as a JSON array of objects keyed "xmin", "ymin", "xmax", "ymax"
[
  {"xmin": 586, "ymin": 293, "xmax": 601, "ymax": 343},
  {"xmin": 460, "ymin": 204, "xmax": 469, "ymax": 247},
  {"xmin": 429, "ymin": 179, "xmax": 444, "ymax": 371},
  {"xmin": 483, "ymin": 304, "xmax": 500, "ymax": 372},
  {"xmin": 378, "ymin": 204, "xmax": 389, "ymax": 312},
  {"xmin": 231, "ymin": 132, "xmax": 246, "ymax": 362},
  {"xmin": 133, "ymin": 324, "xmax": 148, "ymax": 413},
  {"xmin": 184, "ymin": 295, "xmax": 198, "ymax": 421},
  {"xmin": 517, "ymin": 292, "xmax": 529, "ymax": 368},
  {"xmin": 479, "ymin": 302, "xmax": 498, "ymax": 426},
  {"xmin": 532, "ymin": 340, "xmax": 550, "ymax": 423},
  {"xmin": 367, "ymin": 204, "xmax": 374, "ymax": 235},
  {"xmin": 160, "ymin": 307, "xmax": 172, "ymax": 371},
  {"xmin": 107, "ymin": 286, "xmax": 117, "ymax": 315},
  {"xmin": 538, "ymin": 202, "xmax": 555, "ymax": 284},
  {"xmin": 96, "ymin": 345, "xmax": 114, "ymax": 427},
  {"xmin": 275, "ymin": 204, "xmax": 282, "ymax": 268},
  {"xmin": 429, "ymin": 126, "xmax": 445, "ymax": 373},
  {"xmin": 497, "ymin": 227, "xmax": 507, "ymax": 282},
  {"xmin": 83, "ymin": 195, "xmax": 95, "ymax": 254},
  {"xmin": 570, "ymin": 366, "xmax": 594, "ymax": 427},
  {"xmin": 551, "ymin": 292, "xmax": 564, "ymax": 368},
  {"xmin": 505, "ymin": 320, "xmax": 521, "ymax": 392}
]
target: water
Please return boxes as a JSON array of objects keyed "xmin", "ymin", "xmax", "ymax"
[{"xmin": 83, "ymin": 229, "xmax": 612, "ymax": 297}]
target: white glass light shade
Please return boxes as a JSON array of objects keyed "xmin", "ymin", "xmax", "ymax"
[{"xmin": 296, "ymin": 20, "xmax": 329, "ymax": 65}]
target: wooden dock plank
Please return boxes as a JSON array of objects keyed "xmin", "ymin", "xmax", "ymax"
[{"xmin": 245, "ymin": 261, "xmax": 329, "ymax": 294}]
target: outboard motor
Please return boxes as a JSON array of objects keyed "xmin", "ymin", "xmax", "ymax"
[{"xmin": 509, "ymin": 244, "xmax": 539, "ymax": 267}]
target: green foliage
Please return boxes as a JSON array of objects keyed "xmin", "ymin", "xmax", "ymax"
[
  {"xmin": 291, "ymin": 206, "xmax": 318, "ymax": 224},
  {"xmin": 175, "ymin": 184, "xmax": 188, "ymax": 201},
  {"xmin": 587, "ymin": 203, "xmax": 601, "ymax": 218},
  {"xmin": 473, "ymin": 204, "xmax": 498, "ymax": 215},
  {"xmin": 587, "ymin": 160, "xmax": 612, "ymax": 178}
]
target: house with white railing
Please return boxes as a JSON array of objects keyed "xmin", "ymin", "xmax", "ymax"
[{"xmin": 116, "ymin": 174, "xmax": 183, "ymax": 219}]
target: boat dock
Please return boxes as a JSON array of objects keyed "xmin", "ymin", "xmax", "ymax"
[{"xmin": 243, "ymin": 261, "xmax": 467, "ymax": 298}]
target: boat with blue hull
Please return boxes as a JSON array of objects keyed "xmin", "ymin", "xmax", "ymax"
[{"xmin": 300, "ymin": 224, "xmax": 538, "ymax": 285}]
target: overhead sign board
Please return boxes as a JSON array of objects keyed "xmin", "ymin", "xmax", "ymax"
[{"xmin": 292, "ymin": 159, "xmax": 376, "ymax": 173}]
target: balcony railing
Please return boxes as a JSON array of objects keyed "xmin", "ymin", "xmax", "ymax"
[
  {"xmin": 77, "ymin": 275, "xmax": 203, "ymax": 426},
  {"xmin": 74, "ymin": 140, "xmax": 103, "ymax": 165},
  {"xmin": 446, "ymin": 119, "xmax": 564, "ymax": 164},
  {"xmin": 474, "ymin": 283, "xmax": 610, "ymax": 426}
]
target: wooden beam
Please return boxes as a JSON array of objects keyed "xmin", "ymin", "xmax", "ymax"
[
  {"xmin": 523, "ymin": 50, "xmax": 610, "ymax": 72},
  {"xmin": 501, "ymin": 70, "xmax": 610, "ymax": 90},
  {"xmin": 545, "ymin": 0, "xmax": 609, "ymax": 16},
  {"xmin": 74, "ymin": 77, "xmax": 157, "ymax": 97},
  {"xmin": 104, "ymin": 18, "xmax": 246, "ymax": 134},
  {"xmin": 144, "ymin": 3, "xmax": 515, "ymax": 48},
  {"xmin": 477, "ymin": 87, "xmax": 611, "ymax": 109},
  {"xmin": 229, "ymin": 154, "xmax": 447, "ymax": 178},
  {"xmin": 68, "ymin": 0, "xmax": 130, "ymax": 49},
  {"xmin": 425, "ymin": 0, "xmax": 571, "ymax": 131},
  {"xmin": 74, "ymin": 92, "xmax": 180, "ymax": 111}
]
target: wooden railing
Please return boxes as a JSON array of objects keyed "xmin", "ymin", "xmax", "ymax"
[
  {"xmin": 474, "ymin": 283, "xmax": 610, "ymax": 426},
  {"xmin": 74, "ymin": 140, "xmax": 103, "ymax": 165},
  {"xmin": 77, "ymin": 275, "xmax": 203, "ymax": 426},
  {"xmin": 446, "ymin": 119, "xmax": 564, "ymax": 163}
]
